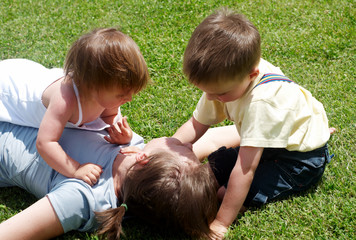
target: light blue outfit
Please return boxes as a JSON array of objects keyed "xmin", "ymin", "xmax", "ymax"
[
  {"xmin": 0, "ymin": 122, "xmax": 145, "ymax": 232},
  {"xmin": 0, "ymin": 58, "xmax": 120, "ymax": 131}
]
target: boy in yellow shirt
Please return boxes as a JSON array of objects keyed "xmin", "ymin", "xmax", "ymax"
[{"xmin": 173, "ymin": 8, "xmax": 332, "ymax": 239}]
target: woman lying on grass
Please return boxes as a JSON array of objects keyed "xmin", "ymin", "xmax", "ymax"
[
  {"xmin": 0, "ymin": 121, "xmax": 334, "ymax": 240},
  {"xmin": 0, "ymin": 121, "xmax": 222, "ymax": 240}
]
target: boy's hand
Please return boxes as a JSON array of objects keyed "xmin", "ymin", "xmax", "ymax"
[
  {"xmin": 120, "ymin": 146, "xmax": 142, "ymax": 155},
  {"xmin": 209, "ymin": 220, "xmax": 228, "ymax": 240},
  {"xmin": 74, "ymin": 163, "xmax": 103, "ymax": 186},
  {"xmin": 104, "ymin": 116, "xmax": 133, "ymax": 145}
]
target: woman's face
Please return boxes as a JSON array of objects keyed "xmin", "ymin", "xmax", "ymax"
[{"xmin": 143, "ymin": 137, "xmax": 199, "ymax": 165}]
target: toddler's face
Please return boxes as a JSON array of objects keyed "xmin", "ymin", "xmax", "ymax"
[
  {"xmin": 95, "ymin": 87, "xmax": 134, "ymax": 109},
  {"xmin": 195, "ymin": 75, "xmax": 253, "ymax": 103}
]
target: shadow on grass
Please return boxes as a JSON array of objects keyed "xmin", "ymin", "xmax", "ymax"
[
  {"xmin": 121, "ymin": 218, "xmax": 192, "ymax": 240},
  {"xmin": 0, "ymin": 187, "xmax": 36, "ymax": 210}
]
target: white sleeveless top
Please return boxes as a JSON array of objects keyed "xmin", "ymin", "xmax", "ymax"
[{"xmin": 0, "ymin": 59, "xmax": 120, "ymax": 131}]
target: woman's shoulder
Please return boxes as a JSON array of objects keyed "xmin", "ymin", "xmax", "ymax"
[{"xmin": 47, "ymin": 178, "xmax": 113, "ymax": 232}]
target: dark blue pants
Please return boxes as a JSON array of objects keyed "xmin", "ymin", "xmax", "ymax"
[{"xmin": 208, "ymin": 144, "xmax": 332, "ymax": 207}]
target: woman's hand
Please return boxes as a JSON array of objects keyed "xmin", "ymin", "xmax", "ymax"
[{"xmin": 104, "ymin": 116, "xmax": 133, "ymax": 145}]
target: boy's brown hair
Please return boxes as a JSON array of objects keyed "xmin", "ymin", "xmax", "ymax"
[
  {"xmin": 96, "ymin": 151, "xmax": 219, "ymax": 240},
  {"xmin": 183, "ymin": 8, "xmax": 261, "ymax": 85},
  {"xmin": 64, "ymin": 28, "xmax": 149, "ymax": 99}
]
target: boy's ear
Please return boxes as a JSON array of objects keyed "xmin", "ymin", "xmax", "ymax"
[
  {"xmin": 135, "ymin": 152, "xmax": 150, "ymax": 165},
  {"xmin": 249, "ymin": 67, "xmax": 260, "ymax": 81}
]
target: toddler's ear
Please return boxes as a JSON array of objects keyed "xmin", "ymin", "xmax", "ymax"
[{"xmin": 135, "ymin": 152, "xmax": 150, "ymax": 165}]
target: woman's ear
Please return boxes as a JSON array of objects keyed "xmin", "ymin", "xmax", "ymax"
[{"xmin": 135, "ymin": 152, "xmax": 150, "ymax": 165}]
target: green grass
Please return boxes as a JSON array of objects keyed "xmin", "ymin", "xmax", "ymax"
[{"xmin": 0, "ymin": 0, "xmax": 355, "ymax": 239}]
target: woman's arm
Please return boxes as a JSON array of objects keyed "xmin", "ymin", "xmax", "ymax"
[
  {"xmin": 193, "ymin": 125, "xmax": 240, "ymax": 161},
  {"xmin": 0, "ymin": 197, "xmax": 64, "ymax": 240}
]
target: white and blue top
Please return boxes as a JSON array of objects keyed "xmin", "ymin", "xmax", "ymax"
[{"xmin": 0, "ymin": 58, "xmax": 120, "ymax": 131}]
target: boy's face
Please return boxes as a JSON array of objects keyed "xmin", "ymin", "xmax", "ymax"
[{"xmin": 196, "ymin": 75, "xmax": 253, "ymax": 103}]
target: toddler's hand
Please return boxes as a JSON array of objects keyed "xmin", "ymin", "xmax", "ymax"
[
  {"xmin": 104, "ymin": 116, "xmax": 133, "ymax": 145},
  {"xmin": 120, "ymin": 146, "xmax": 142, "ymax": 155},
  {"xmin": 74, "ymin": 163, "xmax": 103, "ymax": 186},
  {"xmin": 209, "ymin": 220, "xmax": 228, "ymax": 240}
]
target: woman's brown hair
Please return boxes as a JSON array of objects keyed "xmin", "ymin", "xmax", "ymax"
[
  {"xmin": 183, "ymin": 8, "xmax": 261, "ymax": 85},
  {"xmin": 96, "ymin": 151, "xmax": 219, "ymax": 240},
  {"xmin": 64, "ymin": 27, "xmax": 149, "ymax": 99}
]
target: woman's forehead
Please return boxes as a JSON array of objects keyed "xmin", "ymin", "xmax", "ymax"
[
  {"xmin": 145, "ymin": 137, "xmax": 198, "ymax": 162},
  {"xmin": 145, "ymin": 137, "xmax": 179, "ymax": 147}
]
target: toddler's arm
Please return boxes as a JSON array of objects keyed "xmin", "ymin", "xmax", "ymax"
[
  {"xmin": 100, "ymin": 107, "xmax": 120, "ymax": 125},
  {"xmin": 104, "ymin": 116, "xmax": 133, "ymax": 144},
  {"xmin": 101, "ymin": 108, "xmax": 133, "ymax": 144},
  {"xmin": 209, "ymin": 146, "xmax": 264, "ymax": 239},
  {"xmin": 173, "ymin": 117, "xmax": 210, "ymax": 144},
  {"xmin": 37, "ymin": 97, "xmax": 102, "ymax": 186}
]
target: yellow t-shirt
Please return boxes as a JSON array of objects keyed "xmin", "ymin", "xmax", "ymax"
[{"xmin": 193, "ymin": 59, "xmax": 330, "ymax": 152}]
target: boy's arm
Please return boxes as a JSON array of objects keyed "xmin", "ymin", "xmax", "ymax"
[
  {"xmin": 173, "ymin": 116, "xmax": 210, "ymax": 144},
  {"xmin": 210, "ymin": 146, "xmax": 264, "ymax": 239},
  {"xmin": 37, "ymin": 96, "xmax": 102, "ymax": 186}
]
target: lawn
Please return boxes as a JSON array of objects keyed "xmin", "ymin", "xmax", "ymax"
[{"xmin": 0, "ymin": 0, "xmax": 354, "ymax": 239}]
